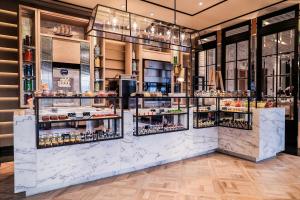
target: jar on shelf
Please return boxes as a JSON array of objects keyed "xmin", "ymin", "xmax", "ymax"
[
  {"xmin": 95, "ymin": 57, "xmax": 101, "ymax": 68},
  {"xmin": 24, "ymin": 49, "xmax": 33, "ymax": 62},
  {"xmin": 94, "ymin": 44, "xmax": 101, "ymax": 57},
  {"xmin": 23, "ymin": 35, "xmax": 32, "ymax": 46},
  {"xmin": 24, "ymin": 79, "xmax": 33, "ymax": 91},
  {"xmin": 23, "ymin": 64, "xmax": 33, "ymax": 77}
]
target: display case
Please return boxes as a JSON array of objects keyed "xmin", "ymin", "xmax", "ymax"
[
  {"xmin": 131, "ymin": 96, "xmax": 189, "ymax": 136},
  {"xmin": 193, "ymin": 97, "xmax": 218, "ymax": 128},
  {"xmin": 193, "ymin": 96, "xmax": 253, "ymax": 130},
  {"xmin": 218, "ymin": 97, "xmax": 252, "ymax": 130},
  {"xmin": 35, "ymin": 96, "xmax": 123, "ymax": 149}
]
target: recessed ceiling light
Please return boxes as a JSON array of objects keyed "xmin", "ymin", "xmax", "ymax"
[
  {"xmin": 198, "ymin": 2, "xmax": 203, "ymax": 6},
  {"xmin": 150, "ymin": 12, "xmax": 154, "ymax": 17}
]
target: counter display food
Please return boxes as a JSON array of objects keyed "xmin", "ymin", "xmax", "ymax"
[
  {"xmin": 35, "ymin": 96, "xmax": 123, "ymax": 148},
  {"xmin": 130, "ymin": 96, "xmax": 189, "ymax": 136}
]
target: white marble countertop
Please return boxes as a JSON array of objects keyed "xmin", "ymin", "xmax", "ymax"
[{"xmin": 14, "ymin": 107, "xmax": 285, "ymax": 196}]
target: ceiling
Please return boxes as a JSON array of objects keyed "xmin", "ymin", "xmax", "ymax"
[{"xmin": 59, "ymin": 0, "xmax": 299, "ymax": 33}]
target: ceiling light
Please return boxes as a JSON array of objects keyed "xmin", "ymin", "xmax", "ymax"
[
  {"xmin": 198, "ymin": 2, "xmax": 203, "ymax": 6},
  {"xmin": 150, "ymin": 12, "xmax": 154, "ymax": 17},
  {"xmin": 121, "ymin": 5, "xmax": 126, "ymax": 9}
]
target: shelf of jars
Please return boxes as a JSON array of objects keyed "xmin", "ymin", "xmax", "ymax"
[
  {"xmin": 93, "ymin": 39, "xmax": 105, "ymax": 106},
  {"xmin": 20, "ymin": 7, "xmax": 37, "ymax": 107},
  {"xmin": 130, "ymin": 96, "xmax": 189, "ymax": 136},
  {"xmin": 35, "ymin": 96, "xmax": 123, "ymax": 149}
]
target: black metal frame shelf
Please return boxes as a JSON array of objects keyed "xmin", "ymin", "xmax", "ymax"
[
  {"xmin": 193, "ymin": 96, "xmax": 252, "ymax": 130},
  {"xmin": 35, "ymin": 96, "xmax": 124, "ymax": 149},
  {"xmin": 130, "ymin": 96, "xmax": 190, "ymax": 136}
]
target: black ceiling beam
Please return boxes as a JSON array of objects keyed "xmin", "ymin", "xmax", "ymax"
[
  {"xmin": 140, "ymin": 0, "xmax": 228, "ymax": 16},
  {"xmin": 20, "ymin": 0, "xmax": 92, "ymax": 19},
  {"xmin": 198, "ymin": 0, "xmax": 288, "ymax": 32}
]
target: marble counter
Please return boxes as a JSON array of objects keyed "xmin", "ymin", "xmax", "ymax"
[
  {"xmin": 14, "ymin": 109, "xmax": 218, "ymax": 196},
  {"xmin": 14, "ymin": 107, "xmax": 284, "ymax": 196},
  {"xmin": 218, "ymin": 108, "xmax": 285, "ymax": 161}
]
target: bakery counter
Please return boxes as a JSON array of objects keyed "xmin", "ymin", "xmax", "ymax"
[
  {"xmin": 218, "ymin": 107, "xmax": 285, "ymax": 162},
  {"xmin": 14, "ymin": 108, "xmax": 218, "ymax": 196}
]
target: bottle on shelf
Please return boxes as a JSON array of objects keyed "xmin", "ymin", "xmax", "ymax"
[
  {"xmin": 24, "ymin": 49, "xmax": 33, "ymax": 62},
  {"xmin": 24, "ymin": 64, "xmax": 33, "ymax": 77},
  {"xmin": 24, "ymin": 79, "xmax": 33, "ymax": 91}
]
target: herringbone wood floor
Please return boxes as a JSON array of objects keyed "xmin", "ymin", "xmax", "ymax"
[{"xmin": 1, "ymin": 153, "xmax": 300, "ymax": 200}]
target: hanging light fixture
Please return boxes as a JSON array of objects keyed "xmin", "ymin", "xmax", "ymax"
[{"xmin": 87, "ymin": 1, "xmax": 197, "ymax": 52}]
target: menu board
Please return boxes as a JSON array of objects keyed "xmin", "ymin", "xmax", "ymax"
[{"xmin": 53, "ymin": 67, "xmax": 80, "ymax": 93}]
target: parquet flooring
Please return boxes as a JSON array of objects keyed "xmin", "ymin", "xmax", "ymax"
[{"xmin": 1, "ymin": 153, "xmax": 300, "ymax": 200}]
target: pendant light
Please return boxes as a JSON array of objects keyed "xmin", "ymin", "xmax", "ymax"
[{"xmin": 87, "ymin": 1, "xmax": 197, "ymax": 52}]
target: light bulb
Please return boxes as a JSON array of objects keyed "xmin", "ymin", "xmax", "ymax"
[
  {"xmin": 151, "ymin": 26, "xmax": 155, "ymax": 34},
  {"xmin": 167, "ymin": 30, "xmax": 171, "ymax": 36},
  {"xmin": 181, "ymin": 34, "xmax": 185, "ymax": 41},
  {"xmin": 112, "ymin": 17, "xmax": 117, "ymax": 26},
  {"xmin": 133, "ymin": 22, "xmax": 137, "ymax": 30}
]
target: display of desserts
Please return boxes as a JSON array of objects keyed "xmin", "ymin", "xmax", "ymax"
[
  {"xmin": 38, "ymin": 128, "xmax": 121, "ymax": 148},
  {"xmin": 135, "ymin": 107, "xmax": 187, "ymax": 117},
  {"xmin": 34, "ymin": 89, "xmax": 118, "ymax": 98},
  {"xmin": 193, "ymin": 105, "xmax": 216, "ymax": 112},
  {"xmin": 39, "ymin": 107, "xmax": 120, "ymax": 122},
  {"xmin": 134, "ymin": 122, "xmax": 186, "ymax": 136},
  {"xmin": 193, "ymin": 120, "xmax": 216, "ymax": 128},
  {"xmin": 219, "ymin": 118, "xmax": 251, "ymax": 129},
  {"xmin": 194, "ymin": 89, "xmax": 251, "ymax": 98}
]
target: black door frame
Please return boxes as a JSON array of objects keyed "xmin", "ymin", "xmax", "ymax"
[
  {"xmin": 257, "ymin": 4, "xmax": 299, "ymax": 154},
  {"xmin": 221, "ymin": 20, "xmax": 252, "ymax": 91}
]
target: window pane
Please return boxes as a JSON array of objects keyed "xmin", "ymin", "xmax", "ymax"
[
  {"xmin": 263, "ymin": 56, "xmax": 276, "ymax": 76},
  {"xmin": 262, "ymin": 34, "xmax": 276, "ymax": 56},
  {"xmin": 226, "ymin": 62, "xmax": 235, "ymax": 79},
  {"xmin": 264, "ymin": 77, "xmax": 275, "ymax": 96},
  {"xmin": 238, "ymin": 79, "xmax": 247, "ymax": 91},
  {"xmin": 278, "ymin": 29, "xmax": 294, "ymax": 54},
  {"xmin": 207, "ymin": 65, "xmax": 215, "ymax": 82},
  {"xmin": 226, "ymin": 43, "xmax": 236, "ymax": 62},
  {"xmin": 199, "ymin": 67, "xmax": 205, "ymax": 77},
  {"xmin": 226, "ymin": 80, "xmax": 235, "ymax": 91},
  {"xmin": 198, "ymin": 51, "xmax": 206, "ymax": 67},
  {"xmin": 237, "ymin": 40, "xmax": 248, "ymax": 60},
  {"xmin": 237, "ymin": 60, "xmax": 248, "ymax": 78},
  {"xmin": 207, "ymin": 48, "xmax": 215, "ymax": 65}
]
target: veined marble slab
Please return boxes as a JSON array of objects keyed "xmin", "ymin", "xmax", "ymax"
[
  {"xmin": 14, "ymin": 107, "xmax": 284, "ymax": 195},
  {"xmin": 218, "ymin": 108, "xmax": 285, "ymax": 162},
  {"xmin": 14, "ymin": 109, "xmax": 218, "ymax": 196}
]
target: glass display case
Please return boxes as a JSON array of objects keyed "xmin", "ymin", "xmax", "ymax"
[
  {"xmin": 35, "ymin": 96, "xmax": 123, "ymax": 149},
  {"xmin": 218, "ymin": 97, "xmax": 252, "ymax": 130},
  {"xmin": 193, "ymin": 97, "xmax": 218, "ymax": 128},
  {"xmin": 193, "ymin": 96, "xmax": 253, "ymax": 130},
  {"xmin": 130, "ymin": 97, "xmax": 189, "ymax": 136}
]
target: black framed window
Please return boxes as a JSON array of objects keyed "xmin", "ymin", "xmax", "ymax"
[
  {"xmin": 222, "ymin": 21, "xmax": 251, "ymax": 92},
  {"xmin": 257, "ymin": 5, "xmax": 299, "ymax": 154},
  {"xmin": 195, "ymin": 32, "xmax": 217, "ymax": 91},
  {"xmin": 262, "ymin": 30, "xmax": 295, "ymax": 97}
]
